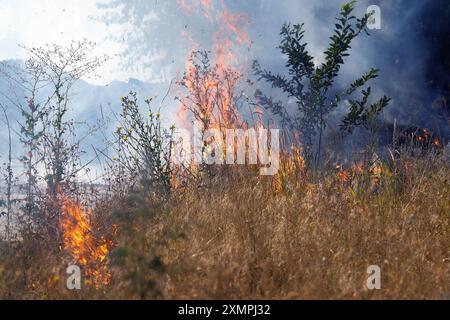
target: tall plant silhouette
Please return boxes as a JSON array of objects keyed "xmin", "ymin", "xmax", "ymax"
[{"xmin": 253, "ymin": 1, "xmax": 390, "ymax": 168}]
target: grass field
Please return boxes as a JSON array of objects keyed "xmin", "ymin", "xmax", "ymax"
[{"xmin": 1, "ymin": 150, "xmax": 448, "ymax": 300}]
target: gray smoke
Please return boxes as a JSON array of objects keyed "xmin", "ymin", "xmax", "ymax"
[{"xmin": 96, "ymin": 0, "xmax": 449, "ymax": 140}]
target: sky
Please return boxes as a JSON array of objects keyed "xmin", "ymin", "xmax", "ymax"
[
  {"xmin": 0, "ymin": 0, "xmax": 448, "ymax": 183},
  {"xmin": 0, "ymin": 0, "xmax": 448, "ymax": 132},
  {"xmin": 0, "ymin": 0, "xmax": 401, "ymax": 85},
  {"xmin": 0, "ymin": 0, "xmax": 125, "ymax": 84}
]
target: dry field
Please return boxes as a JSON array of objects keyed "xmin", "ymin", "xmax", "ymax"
[{"xmin": 1, "ymin": 151, "xmax": 448, "ymax": 300}]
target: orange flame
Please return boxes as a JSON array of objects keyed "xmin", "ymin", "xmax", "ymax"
[
  {"xmin": 177, "ymin": 0, "xmax": 213, "ymax": 20},
  {"xmin": 171, "ymin": 0, "xmax": 276, "ymax": 186},
  {"xmin": 60, "ymin": 195, "xmax": 113, "ymax": 287},
  {"xmin": 273, "ymin": 145, "xmax": 306, "ymax": 194},
  {"xmin": 433, "ymin": 137, "xmax": 441, "ymax": 147},
  {"xmin": 336, "ymin": 169, "xmax": 352, "ymax": 185},
  {"xmin": 176, "ymin": 0, "xmax": 251, "ymax": 131}
]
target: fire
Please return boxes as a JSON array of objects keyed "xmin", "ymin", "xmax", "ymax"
[
  {"xmin": 171, "ymin": 0, "xmax": 256, "ymax": 182},
  {"xmin": 335, "ymin": 162, "xmax": 360, "ymax": 186},
  {"xmin": 177, "ymin": 0, "xmax": 213, "ymax": 20},
  {"xmin": 433, "ymin": 137, "xmax": 441, "ymax": 147},
  {"xmin": 273, "ymin": 145, "xmax": 306, "ymax": 194},
  {"xmin": 336, "ymin": 169, "xmax": 352, "ymax": 185},
  {"xmin": 60, "ymin": 195, "xmax": 113, "ymax": 287},
  {"xmin": 222, "ymin": 9, "xmax": 251, "ymax": 46},
  {"xmin": 415, "ymin": 128, "xmax": 431, "ymax": 143},
  {"xmin": 176, "ymin": 0, "xmax": 251, "ymax": 131},
  {"xmin": 179, "ymin": 51, "xmax": 243, "ymax": 132},
  {"xmin": 409, "ymin": 128, "xmax": 444, "ymax": 148}
]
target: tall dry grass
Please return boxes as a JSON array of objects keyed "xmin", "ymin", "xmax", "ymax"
[
  {"xmin": 146, "ymin": 152, "xmax": 449, "ymax": 299},
  {"xmin": 0, "ymin": 151, "xmax": 449, "ymax": 299}
]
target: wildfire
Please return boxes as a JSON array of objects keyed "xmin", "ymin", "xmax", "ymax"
[
  {"xmin": 176, "ymin": 0, "xmax": 251, "ymax": 131},
  {"xmin": 334, "ymin": 160, "xmax": 392, "ymax": 188},
  {"xmin": 415, "ymin": 128, "xmax": 431, "ymax": 143},
  {"xmin": 177, "ymin": 0, "xmax": 213, "ymax": 20},
  {"xmin": 170, "ymin": 0, "xmax": 259, "ymax": 183},
  {"xmin": 433, "ymin": 137, "xmax": 441, "ymax": 147},
  {"xmin": 273, "ymin": 145, "xmax": 306, "ymax": 194},
  {"xmin": 336, "ymin": 167, "xmax": 352, "ymax": 185},
  {"xmin": 60, "ymin": 195, "xmax": 113, "ymax": 287}
]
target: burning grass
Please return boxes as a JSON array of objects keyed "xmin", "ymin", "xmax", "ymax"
[
  {"xmin": 0, "ymin": 0, "xmax": 448, "ymax": 301},
  {"xmin": 147, "ymin": 152, "xmax": 449, "ymax": 299},
  {"xmin": 1, "ymin": 151, "xmax": 447, "ymax": 299},
  {"xmin": 60, "ymin": 195, "xmax": 114, "ymax": 288}
]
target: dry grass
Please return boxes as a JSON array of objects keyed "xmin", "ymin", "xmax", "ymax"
[
  {"xmin": 0, "ymin": 152, "xmax": 449, "ymax": 299},
  {"xmin": 152, "ymin": 154, "xmax": 449, "ymax": 299}
]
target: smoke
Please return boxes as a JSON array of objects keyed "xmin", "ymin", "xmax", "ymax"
[
  {"xmin": 96, "ymin": 0, "xmax": 449, "ymax": 137},
  {"xmin": 248, "ymin": 0, "xmax": 448, "ymax": 136}
]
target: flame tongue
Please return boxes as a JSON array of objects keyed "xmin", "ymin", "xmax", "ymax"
[
  {"xmin": 60, "ymin": 195, "xmax": 112, "ymax": 287},
  {"xmin": 176, "ymin": 0, "xmax": 251, "ymax": 130}
]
